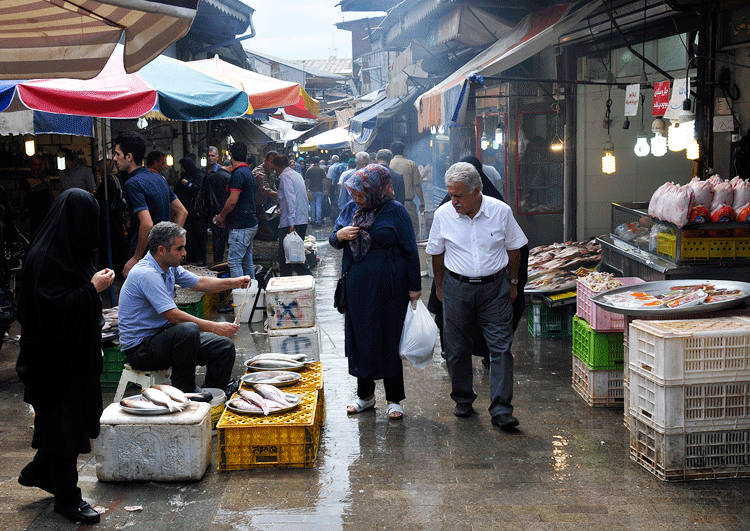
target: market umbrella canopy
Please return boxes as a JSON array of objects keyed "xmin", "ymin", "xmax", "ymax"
[
  {"xmin": 299, "ymin": 127, "xmax": 351, "ymax": 152},
  {"xmin": 7, "ymin": 45, "xmax": 249, "ymax": 120},
  {"xmin": 0, "ymin": 0, "xmax": 200, "ymax": 80},
  {"xmin": 188, "ymin": 56, "xmax": 319, "ymax": 117}
]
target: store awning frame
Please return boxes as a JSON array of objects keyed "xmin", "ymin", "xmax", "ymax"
[
  {"xmin": 415, "ymin": 0, "xmax": 600, "ymax": 131},
  {"xmin": 349, "ymin": 87, "xmax": 419, "ymax": 136}
]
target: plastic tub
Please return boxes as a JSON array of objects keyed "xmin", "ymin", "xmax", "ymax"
[
  {"xmin": 232, "ymin": 280, "xmax": 263, "ymax": 323},
  {"xmin": 206, "ymin": 387, "xmax": 226, "ymax": 430}
]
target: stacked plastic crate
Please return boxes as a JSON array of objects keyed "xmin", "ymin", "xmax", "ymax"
[
  {"xmin": 628, "ymin": 317, "xmax": 750, "ymax": 480},
  {"xmin": 265, "ymin": 276, "xmax": 321, "ymax": 362},
  {"xmin": 572, "ymin": 277, "xmax": 644, "ymax": 408}
]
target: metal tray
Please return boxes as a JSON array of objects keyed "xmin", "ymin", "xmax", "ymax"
[
  {"xmin": 591, "ymin": 280, "xmax": 750, "ymax": 316},
  {"xmin": 225, "ymin": 392, "xmax": 301, "ymax": 415},
  {"xmin": 241, "ymin": 371, "xmax": 301, "ymax": 387},
  {"xmin": 243, "ymin": 358, "xmax": 307, "ymax": 371},
  {"xmin": 119, "ymin": 395, "xmax": 175, "ymax": 416}
]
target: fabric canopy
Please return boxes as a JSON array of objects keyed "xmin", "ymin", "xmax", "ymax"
[
  {"xmin": 189, "ymin": 56, "xmax": 319, "ymax": 117},
  {"xmin": 299, "ymin": 127, "xmax": 351, "ymax": 152},
  {"xmin": 349, "ymin": 87, "xmax": 418, "ymax": 136},
  {"xmin": 256, "ymin": 117, "xmax": 310, "ymax": 144},
  {"xmin": 0, "ymin": 0, "xmax": 199, "ymax": 80},
  {"xmin": 416, "ymin": 0, "xmax": 599, "ymax": 131},
  {"xmin": 5, "ymin": 46, "xmax": 249, "ymax": 121}
]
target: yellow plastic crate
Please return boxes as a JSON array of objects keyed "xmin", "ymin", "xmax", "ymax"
[
  {"xmin": 657, "ymin": 233, "xmax": 737, "ymax": 260},
  {"xmin": 217, "ymin": 390, "xmax": 321, "ymax": 469},
  {"xmin": 656, "ymin": 232, "xmax": 676, "ymax": 258},
  {"xmin": 736, "ymin": 238, "xmax": 750, "ymax": 259},
  {"xmin": 242, "ymin": 362, "xmax": 323, "ymax": 393},
  {"xmin": 203, "ymin": 292, "xmax": 219, "ymax": 316}
]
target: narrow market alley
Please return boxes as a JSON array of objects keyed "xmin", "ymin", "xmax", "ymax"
[{"xmin": 1, "ymin": 224, "xmax": 749, "ymax": 531}]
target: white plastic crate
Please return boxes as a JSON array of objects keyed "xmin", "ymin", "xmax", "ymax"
[
  {"xmin": 629, "ymin": 366, "xmax": 750, "ymax": 433},
  {"xmin": 629, "ymin": 317, "xmax": 750, "ymax": 386},
  {"xmin": 623, "ymin": 379, "xmax": 630, "ymax": 430},
  {"xmin": 267, "ymin": 325, "xmax": 321, "ymax": 362},
  {"xmin": 265, "ymin": 275, "xmax": 316, "ymax": 329},
  {"xmin": 571, "ymin": 355, "xmax": 624, "ymax": 407},
  {"xmin": 576, "ymin": 277, "xmax": 644, "ymax": 331},
  {"xmin": 629, "ymin": 416, "xmax": 750, "ymax": 481}
]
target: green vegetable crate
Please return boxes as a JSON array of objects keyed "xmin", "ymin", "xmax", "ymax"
[
  {"xmin": 177, "ymin": 297, "xmax": 204, "ymax": 318},
  {"xmin": 572, "ymin": 315, "xmax": 625, "ymax": 370},
  {"xmin": 527, "ymin": 302, "xmax": 575, "ymax": 338}
]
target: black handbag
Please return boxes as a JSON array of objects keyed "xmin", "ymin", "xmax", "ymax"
[{"xmin": 334, "ymin": 261, "xmax": 353, "ymax": 314}]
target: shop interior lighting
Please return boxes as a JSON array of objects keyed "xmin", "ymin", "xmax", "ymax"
[
  {"xmin": 292, "ymin": 143, "xmax": 298, "ymax": 152},
  {"xmin": 200, "ymin": 154, "xmax": 207, "ymax": 167},
  {"xmin": 667, "ymin": 121, "xmax": 683, "ymax": 151},
  {"xmin": 602, "ymin": 136, "xmax": 616, "ymax": 174},
  {"xmin": 549, "ymin": 103, "xmax": 563, "ymax": 151},
  {"xmin": 166, "ymin": 154, "xmax": 174, "ymax": 166},
  {"xmin": 24, "ymin": 135, "xmax": 35, "ymax": 157},
  {"xmin": 56, "ymin": 152, "xmax": 66, "ymax": 171},
  {"xmin": 686, "ymin": 139, "xmax": 700, "ymax": 160},
  {"xmin": 650, "ymin": 118, "xmax": 667, "ymax": 157},
  {"xmin": 678, "ymin": 99, "xmax": 696, "ymax": 149},
  {"xmin": 493, "ymin": 95, "xmax": 503, "ymax": 149},
  {"xmin": 480, "ymin": 113, "xmax": 488, "ymax": 150},
  {"xmin": 137, "ymin": 116, "xmax": 148, "ymax": 129},
  {"xmin": 438, "ymin": 125, "xmax": 445, "ymax": 134},
  {"xmin": 430, "ymin": 126, "xmax": 437, "ymax": 135},
  {"xmin": 634, "ymin": 129, "xmax": 650, "ymax": 157}
]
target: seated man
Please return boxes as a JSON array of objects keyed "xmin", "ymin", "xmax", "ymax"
[{"xmin": 118, "ymin": 221, "xmax": 250, "ymax": 393}]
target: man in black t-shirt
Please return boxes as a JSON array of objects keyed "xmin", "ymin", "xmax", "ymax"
[
  {"xmin": 215, "ymin": 143, "xmax": 258, "ymax": 279},
  {"xmin": 304, "ymin": 156, "xmax": 327, "ymax": 226}
]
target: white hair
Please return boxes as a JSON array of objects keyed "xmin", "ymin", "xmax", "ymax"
[{"xmin": 444, "ymin": 162, "xmax": 482, "ymax": 193}]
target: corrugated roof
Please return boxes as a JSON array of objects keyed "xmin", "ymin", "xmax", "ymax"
[{"xmin": 297, "ymin": 58, "xmax": 353, "ymax": 77}]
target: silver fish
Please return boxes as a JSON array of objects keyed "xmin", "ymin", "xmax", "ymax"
[
  {"xmin": 249, "ymin": 359, "xmax": 301, "ymax": 369},
  {"xmin": 252, "ymin": 353, "xmax": 308, "ymax": 362},
  {"xmin": 254, "ymin": 383, "xmax": 290, "ymax": 406},
  {"xmin": 142, "ymin": 388, "xmax": 184, "ymax": 412},
  {"xmin": 228, "ymin": 398, "xmax": 262, "ymax": 412},
  {"xmin": 153, "ymin": 384, "xmax": 189, "ymax": 404},
  {"xmin": 238, "ymin": 389, "xmax": 270, "ymax": 415},
  {"xmin": 120, "ymin": 398, "xmax": 165, "ymax": 410}
]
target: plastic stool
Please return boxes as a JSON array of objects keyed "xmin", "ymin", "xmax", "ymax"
[{"xmin": 113, "ymin": 363, "xmax": 172, "ymax": 402}]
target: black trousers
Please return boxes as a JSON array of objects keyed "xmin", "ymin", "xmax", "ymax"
[
  {"xmin": 125, "ymin": 322, "xmax": 235, "ymax": 392},
  {"xmin": 210, "ymin": 221, "xmax": 229, "ymax": 263},
  {"xmin": 356, "ymin": 360, "xmax": 406, "ymax": 403},
  {"xmin": 22, "ymin": 450, "xmax": 80, "ymax": 507},
  {"xmin": 278, "ymin": 225, "xmax": 312, "ymax": 277}
]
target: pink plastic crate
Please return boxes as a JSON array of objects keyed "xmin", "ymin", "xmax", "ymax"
[{"xmin": 576, "ymin": 277, "xmax": 644, "ymax": 332}]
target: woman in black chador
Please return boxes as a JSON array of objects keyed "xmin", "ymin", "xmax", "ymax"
[{"xmin": 16, "ymin": 189, "xmax": 114, "ymax": 525}]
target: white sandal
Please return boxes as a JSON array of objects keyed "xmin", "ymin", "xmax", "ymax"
[
  {"xmin": 347, "ymin": 396, "xmax": 375, "ymax": 415},
  {"xmin": 387, "ymin": 402, "xmax": 403, "ymax": 421}
]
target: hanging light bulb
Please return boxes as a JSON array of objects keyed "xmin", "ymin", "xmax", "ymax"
[
  {"xmin": 137, "ymin": 116, "xmax": 148, "ymax": 129},
  {"xmin": 651, "ymin": 118, "xmax": 667, "ymax": 157},
  {"xmin": 493, "ymin": 126, "xmax": 503, "ymax": 149},
  {"xmin": 549, "ymin": 103, "xmax": 563, "ymax": 151},
  {"xmin": 166, "ymin": 154, "xmax": 174, "ymax": 166},
  {"xmin": 438, "ymin": 125, "xmax": 445, "ymax": 134},
  {"xmin": 634, "ymin": 131, "xmax": 650, "ymax": 157},
  {"xmin": 602, "ymin": 136, "xmax": 616, "ymax": 174},
  {"xmin": 56, "ymin": 152, "xmax": 66, "ymax": 171},
  {"xmin": 480, "ymin": 131, "xmax": 489, "ymax": 150},
  {"xmin": 678, "ymin": 99, "xmax": 696, "ymax": 147},
  {"xmin": 430, "ymin": 125, "xmax": 437, "ymax": 135},
  {"xmin": 667, "ymin": 121, "xmax": 683, "ymax": 151},
  {"xmin": 292, "ymin": 143, "xmax": 299, "ymax": 152},
  {"xmin": 24, "ymin": 135, "xmax": 35, "ymax": 157},
  {"xmin": 686, "ymin": 139, "xmax": 700, "ymax": 160},
  {"xmin": 200, "ymin": 155, "xmax": 207, "ymax": 167}
]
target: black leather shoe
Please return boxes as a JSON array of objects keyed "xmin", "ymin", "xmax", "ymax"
[
  {"xmin": 453, "ymin": 404, "xmax": 475, "ymax": 418},
  {"xmin": 18, "ymin": 471, "xmax": 53, "ymax": 494},
  {"xmin": 54, "ymin": 501, "xmax": 101, "ymax": 525},
  {"xmin": 491, "ymin": 413, "xmax": 520, "ymax": 430}
]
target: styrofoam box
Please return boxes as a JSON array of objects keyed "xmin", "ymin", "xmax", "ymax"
[
  {"xmin": 629, "ymin": 317, "xmax": 750, "ymax": 386},
  {"xmin": 96, "ymin": 402, "xmax": 211, "ymax": 482},
  {"xmin": 267, "ymin": 325, "xmax": 321, "ymax": 362},
  {"xmin": 576, "ymin": 277, "xmax": 644, "ymax": 331},
  {"xmin": 265, "ymin": 275, "xmax": 316, "ymax": 329},
  {"xmin": 571, "ymin": 355, "xmax": 624, "ymax": 408},
  {"xmin": 232, "ymin": 281, "xmax": 264, "ymax": 323},
  {"xmin": 629, "ymin": 415, "xmax": 750, "ymax": 481},
  {"xmin": 630, "ymin": 365, "xmax": 750, "ymax": 434}
]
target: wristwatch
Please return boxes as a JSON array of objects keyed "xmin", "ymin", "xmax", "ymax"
[{"xmin": 509, "ymin": 277, "xmax": 519, "ymax": 285}]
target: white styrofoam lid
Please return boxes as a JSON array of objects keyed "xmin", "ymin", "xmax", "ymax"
[{"xmin": 266, "ymin": 275, "xmax": 315, "ymax": 293}]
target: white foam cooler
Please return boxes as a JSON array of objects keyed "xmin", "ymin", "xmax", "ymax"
[
  {"xmin": 265, "ymin": 275, "xmax": 316, "ymax": 329},
  {"xmin": 96, "ymin": 402, "xmax": 211, "ymax": 482},
  {"xmin": 267, "ymin": 325, "xmax": 321, "ymax": 361},
  {"xmin": 232, "ymin": 280, "xmax": 264, "ymax": 323}
]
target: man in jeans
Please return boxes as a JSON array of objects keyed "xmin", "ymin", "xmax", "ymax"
[
  {"xmin": 304, "ymin": 156, "xmax": 327, "ymax": 226},
  {"xmin": 215, "ymin": 142, "xmax": 258, "ymax": 280}
]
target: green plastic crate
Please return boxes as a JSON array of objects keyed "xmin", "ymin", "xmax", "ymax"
[
  {"xmin": 572, "ymin": 315, "xmax": 624, "ymax": 370},
  {"xmin": 527, "ymin": 302, "xmax": 574, "ymax": 338},
  {"xmin": 101, "ymin": 343, "xmax": 126, "ymax": 391},
  {"xmin": 178, "ymin": 297, "xmax": 204, "ymax": 318}
]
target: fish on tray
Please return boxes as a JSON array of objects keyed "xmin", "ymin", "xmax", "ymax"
[
  {"xmin": 246, "ymin": 358, "xmax": 303, "ymax": 369},
  {"xmin": 120, "ymin": 398, "xmax": 167, "ymax": 410},
  {"xmin": 249, "ymin": 353, "xmax": 308, "ymax": 363},
  {"xmin": 245, "ymin": 371, "xmax": 299, "ymax": 384},
  {"xmin": 141, "ymin": 388, "xmax": 186, "ymax": 412}
]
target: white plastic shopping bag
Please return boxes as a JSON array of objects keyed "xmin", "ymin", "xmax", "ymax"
[
  {"xmin": 283, "ymin": 231, "xmax": 305, "ymax": 264},
  {"xmin": 399, "ymin": 300, "xmax": 438, "ymax": 369}
]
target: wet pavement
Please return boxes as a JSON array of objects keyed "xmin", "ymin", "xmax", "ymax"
[{"xmin": 2, "ymin": 223, "xmax": 750, "ymax": 530}]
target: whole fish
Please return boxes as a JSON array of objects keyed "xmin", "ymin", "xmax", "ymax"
[
  {"xmin": 254, "ymin": 383, "xmax": 291, "ymax": 406},
  {"xmin": 120, "ymin": 398, "xmax": 165, "ymax": 410},
  {"xmin": 153, "ymin": 384, "xmax": 189, "ymax": 405},
  {"xmin": 238, "ymin": 389, "xmax": 270, "ymax": 415},
  {"xmin": 252, "ymin": 353, "xmax": 308, "ymax": 362},
  {"xmin": 249, "ymin": 359, "xmax": 301, "ymax": 369},
  {"xmin": 228, "ymin": 398, "xmax": 262, "ymax": 413},
  {"xmin": 142, "ymin": 388, "xmax": 184, "ymax": 413}
]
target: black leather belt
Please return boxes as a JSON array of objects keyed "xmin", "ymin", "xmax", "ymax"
[{"xmin": 448, "ymin": 269, "xmax": 505, "ymax": 284}]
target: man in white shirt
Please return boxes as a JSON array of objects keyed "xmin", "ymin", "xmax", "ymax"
[{"xmin": 426, "ymin": 162, "xmax": 527, "ymax": 430}]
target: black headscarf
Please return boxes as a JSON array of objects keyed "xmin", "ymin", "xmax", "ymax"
[
  {"xmin": 179, "ymin": 156, "xmax": 204, "ymax": 187},
  {"xmin": 17, "ymin": 190, "xmax": 103, "ymax": 426},
  {"xmin": 457, "ymin": 155, "xmax": 504, "ymax": 202}
]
